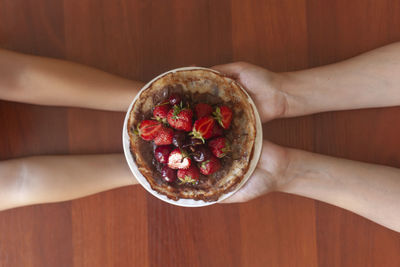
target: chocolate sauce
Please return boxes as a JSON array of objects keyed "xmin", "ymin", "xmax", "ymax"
[{"xmin": 134, "ymin": 85, "xmax": 234, "ymax": 190}]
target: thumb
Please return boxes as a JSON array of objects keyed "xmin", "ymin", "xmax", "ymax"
[
  {"xmin": 211, "ymin": 62, "xmax": 247, "ymax": 79},
  {"xmin": 220, "ymin": 168, "xmax": 272, "ymax": 203}
]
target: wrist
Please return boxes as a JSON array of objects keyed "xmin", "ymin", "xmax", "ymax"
[
  {"xmin": 256, "ymin": 141, "xmax": 292, "ymax": 192},
  {"xmin": 276, "ymin": 148, "xmax": 328, "ymax": 196},
  {"xmin": 274, "ymin": 147, "xmax": 307, "ymax": 193},
  {"xmin": 278, "ymin": 72, "xmax": 311, "ymax": 118}
]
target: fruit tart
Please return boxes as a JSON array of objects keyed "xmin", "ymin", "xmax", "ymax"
[{"xmin": 125, "ymin": 68, "xmax": 258, "ymax": 203}]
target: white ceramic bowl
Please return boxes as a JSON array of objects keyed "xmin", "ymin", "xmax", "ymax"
[{"xmin": 122, "ymin": 67, "xmax": 263, "ymax": 207}]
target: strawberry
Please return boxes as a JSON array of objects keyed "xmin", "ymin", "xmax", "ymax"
[
  {"xmin": 195, "ymin": 103, "xmax": 213, "ymax": 118},
  {"xmin": 153, "ymin": 102, "xmax": 170, "ymax": 122},
  {"xmin": 177, "ymin": 165, "xmax": 200, "ymax": 185},
  {"xmin": 199, "ymin": 156, "xmax": 221, "ymax": 175},
  {"xmin": 167, "ymin": 104, "xmax": 193, "ymax": 132},
  {"xmin": 190, "ymin": 116, "xmax": 215, "ymax": 143},
  {"xmin": 213, "ymin": 106, "xmax": 233, "ymax": 129},
  {"xmin": 211, "ymin": 124, "xmax": 223, "ymax": 138},
  {"xmin": 208, "ymin": 137, "xmax": 230, "ymax": 158},
  {"xmin": 168, "ymin": 148, "xmax": 191, "ymax": 169},
  {"xmin": 137, "ymin": 120, "xmax": 162, "ymax": 141},
  {"xmin": 154, "ymin": 126, "xmax": 174, "ymax": 145}
]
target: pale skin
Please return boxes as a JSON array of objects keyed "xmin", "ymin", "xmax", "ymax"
[
  {"xmin": 1, "ymin": 44, "xmax": 400, "ymax": 232},
  {"xmin": 0, "ymin": 49, "xmax": 144, "ymax": 111}
]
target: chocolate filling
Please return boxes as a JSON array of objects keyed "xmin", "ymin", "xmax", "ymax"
[{"xmin": 131, "ymin": 84, "xmax": 235, "ymax": 192}]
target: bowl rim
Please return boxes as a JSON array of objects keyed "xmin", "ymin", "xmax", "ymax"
[{"xmin": 122, "ymin": 66, "xmax": 263, "ymax": 207}]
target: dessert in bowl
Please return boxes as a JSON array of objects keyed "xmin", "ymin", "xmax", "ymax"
[{"xmin": 123, "ymin": 67, "xmax": 262, "ymax": 207}]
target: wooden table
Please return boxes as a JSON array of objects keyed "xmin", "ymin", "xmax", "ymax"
[{"xmin": 1, "ymin": 1, "xmax": 400, "ymax": 266}]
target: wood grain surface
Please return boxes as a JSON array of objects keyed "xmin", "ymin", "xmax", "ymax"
[{"xmin": 1, "ymin": 0, "xmax": 400, "ymax": 266}]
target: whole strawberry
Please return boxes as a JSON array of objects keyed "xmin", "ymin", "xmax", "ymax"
[
  {"xmin": 208, "ymin": 137, "xmax": 230, "ymax": 158},
  {"xmin": 168, "ymin": 148, "xmax": 191, "ymax": 169},
  {"xmin": 190, "ymin": 116, "xmax": 215, "ymax": 143},
  {"xmin": 137, "ymin": 120, "xmax": 162, "ymax": 141},
  {"xmin": 199, "ymin": 156, "xmax": 221, "ymax": 175},
  {"xmin": 195, "ymin": 103, "xmax": 213, "ymax": 118},
  {"xmin": 153, "ymin": 102, "xmax": 170, "ymax": 123},
  {"xmin": 177, "ymin": 165, "xmax": 200, "ymax": 185},
  {"xmin": 213, "ymin": 106, "xmax": 233, "ymax": 129},
  {"xmin": 167, "ymin": 104, "xmax": 193, "ymax": 132},
  {"xmin": 154, "ymin": 126, "xmax": 174, "ymax": 145}
]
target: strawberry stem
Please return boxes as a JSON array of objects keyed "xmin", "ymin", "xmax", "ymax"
[
  {"xmin": 178, "ymin": 176, "xmax": 197, "ymax": 185},
  {"xmin": 201, "ymin": 160, "xmax": 210, "ymax": 170},
  {"xmin": 213, "ymin": 107, "xmax": 224, "ymax": 128},
  {"xmin": 189, "ymin": 131, "xmax": 205, "ymax": 143}
]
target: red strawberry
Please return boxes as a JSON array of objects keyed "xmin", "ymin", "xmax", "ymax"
[
  {"xmin": 190, "ymin": 116, "xmax": 215, "ymax": 143},
  {"xmin": 211, "ymin": 124, "xmax": 223, "ymax": 138},
  {"xmin": 168, "ymin": 148, "xmax": 191, "ymax": 169},
  {"xmin": 153, "ymin": 102, "xmax": 170, "ymax": 122},
  {"xmin": 208, "ymin": 137, "xmax": 230, "ymax": 158},
  {"xmin": 137, "ymin": 120, "xmax": 162, "ymax": 141},
  {"xmin": 167, "ymin": 104, "xmax": 193, "ymax": 132},
  {"xmin": 154, "ymin": 126, "xmax": 174, "ymax": 145},
  {"xmin": 213, "ymin": 106, "xmax": 233, "ymax": 129},
  {"xmin": 177, "ymin": 165, "xmax": 200, "ymax": 185},
  {"xmin": 195, "ymin": 103, "xmax": 213, "ymax": 118},
  {"xmin": 199, "ymin": 156, "xmax": 221, "ymax": 175}
]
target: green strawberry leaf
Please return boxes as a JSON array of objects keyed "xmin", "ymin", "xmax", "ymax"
[
  {"xmin": 178, "ymin": 175, "xmax": 198, "ymax": 185},
  {"xmin": 213, "ymin": 107, "xmax": 224, "ymax": 127}
]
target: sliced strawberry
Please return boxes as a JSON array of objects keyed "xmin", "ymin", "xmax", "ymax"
[
  {"xmin": 177, "ymin": 165, "xmax": 200, "ymax": 185},
  {"xmin": 137, "ymin": 120, "xmax": 162, "ymax": 141},
  {"xmin": 168, "ymin": 148, "xmax": 191, "ymax": 169},
  {"xmin": 154, "ymin": 126, "xmax": 174, "ymax": 145},
  {"xmin": 208, "ymin": 137, "xmax": 230, "ymax": 158},
  {"xmin": 199, "ymin": 156, "xmax": 221, "ymax": 175},
  {"xmin": 213, "ymin": 106, "xmax": 233, "ymax": 129},
  {"xmin": 167, "ymin": 104, "xmax": 193, "ymax": 132},
  {"xmin": 153, "ymin": 102, "xmax": 170, "ymax": 122},
  {"xmin": 190, "ymin": 116, "xmax": 215, "ymax": 143},
  {"xmin": 195, "ymin": 103, "xmax": 213, "ymax": 118},
  {"xmin": 211, "ymin": 124, "xmax": 223, "ymax": 138}
]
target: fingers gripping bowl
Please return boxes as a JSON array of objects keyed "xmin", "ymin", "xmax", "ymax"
[{"xmin": 123, "ymin": 67, "xmax": 263, "ymax": 207}]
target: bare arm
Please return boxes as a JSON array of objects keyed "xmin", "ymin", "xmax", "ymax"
[
  {"xmin": 215, "ymin": 43, "xmax": 400, "ymax": 232},
  {"xmin": 0, "ymin": 48, "xmax": 144, "ymax": 111},
  {"xmin": 0, "ymin": 50, "xmax": 145, "ymax": 211},
  {"xmin": 224, "ymin": 141, "xmax": 400, "ymax": 233},
  {"xmin": 283, "ymin": 42, "xmax": 400, "ymax": 117},
  {"xmin": 0, "ymin": 154, "xmax": 137, "ymax": 211},
  {"xmin": 282, "ymin": 148, "xmax": 400, "ymax": 233},
  {"xmin": 213, "ymin": 42, "xmax": 400, "ymax": 122}
]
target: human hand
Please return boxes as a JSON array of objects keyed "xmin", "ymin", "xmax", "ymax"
[
  {"xmin": 222, "ymin": 140, "xmax": 292, "ymax": 203},
  {"xmin": 212, "ymin": 62, "xmax": 289, "ymax": 123}
]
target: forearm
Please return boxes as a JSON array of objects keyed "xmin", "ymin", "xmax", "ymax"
[
  {"xmin": 282, "ymin": 42, "xmax": 400, "ymax": 117},
  {"xmin": 279, "ymin": 148, "xmax": 400, "ymax": 232},
  {"xmin": 0, "ymin": 154, "xmax": 137, "ymax": 211},
  {"xmin": 0, "ymin": 49, "xmax": 144, "ymax": 111}
]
